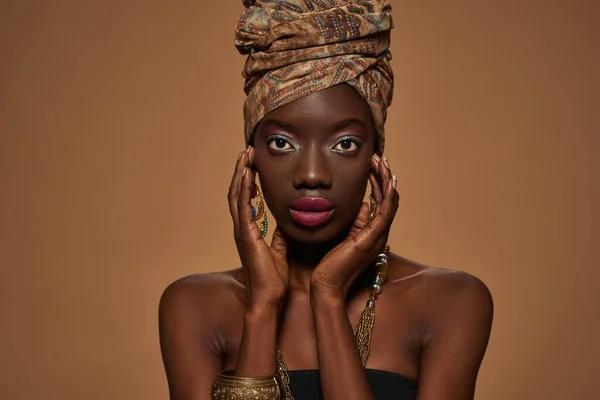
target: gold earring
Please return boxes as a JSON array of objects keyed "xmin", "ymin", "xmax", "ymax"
[
  {"xmin": 368, "ymin": 194, "xmax": 376, "ymax": 222},
  {"xmin": 251, "ymin": 183, "xmax": 268, "ymax": 238}
]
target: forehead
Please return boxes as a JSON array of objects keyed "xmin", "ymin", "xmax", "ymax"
[{"xmin": 258, "ymin": 84, "xmax": 374, "ymax": 130}]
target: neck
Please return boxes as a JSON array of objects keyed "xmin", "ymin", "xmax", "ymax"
[{"xmin": 285, "ymin": 229, "xmax": 345, "ymax": 291}]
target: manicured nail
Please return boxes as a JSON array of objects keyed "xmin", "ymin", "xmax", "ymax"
[
  {"xmin": 383, "ymin": 157, "xmax": 390, "ymax": 169},
  {"xmin": 392, "ymin": 175, "xmax": 397, "ymax": 189}
]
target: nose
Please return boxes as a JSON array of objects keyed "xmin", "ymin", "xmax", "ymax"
[{"xmin": 292, "ymin": 143, "xmax": 333, "ymax": 191}]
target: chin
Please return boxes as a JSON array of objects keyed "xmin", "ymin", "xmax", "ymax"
[{"xmin": 277, "ymin": 218, "xmax": 351, "ymax": 246}]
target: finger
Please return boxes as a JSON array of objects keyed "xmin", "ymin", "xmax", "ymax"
[
  {"xmin": 355, "ymin": 159, "xmax": 398, "ymax": 249},
  {"xmin": 248, "ymin": 145, "xmax": 256, "ymax": 169},
  {"xmin": 370, "ymin": 153, "xmax": 383, "ymax": 187},
  {"xmin": 368, "ymin": 172, "xmax": 383, "ymax": 217},
  {"xmin": 369, "ymin": 155, "xmax": 389, "ymax": 220},
  {"xmin": 379, "ymin": 156, "xmax": 393, "ymax": 199},
  {"xmin": 237, "ymin": 164, "xmax": 263, "ymax": 243},
  {"xmin": 347, "ymin": 156, "xmax": 384, "ymax": 248},
  {"xmin": 228, "ymin": 150, "xmax": 249, "ymax": 228},
  {"xmin": 351, "ymin": 205, "xmax": 392, "ymax": 255},
  {"xmin": 370, "ymin": 173, "xmax": 399, "ymax": 237}
]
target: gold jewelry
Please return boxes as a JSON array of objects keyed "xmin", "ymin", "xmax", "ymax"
[
  {"xmin": 276, "ymin": 245, "xmax": 390, "ymax": 399},
  {"xmin": 276, "ymin": 346, "xmax": 293, "ymax": 400},
  {"xmin": 355, "ymin": 244, "xmax": 389, "ymax": 366},
  {"xmin": 251, "ymin": 183, "xmax": 268, "ymax": 238},
  {"xmin": 368, "ymin": 194, "xmax": 376, "ymax": 222},
  {"xmin": 211, "ymin": 373, "xmax": 280, "ymax": 400}
]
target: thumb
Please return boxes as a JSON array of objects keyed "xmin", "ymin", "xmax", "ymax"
[
  {"xmin": 349, "ymin": 202, "xmax": 370, "ymax": 237},
  {"xmin": 270, "ymin": 226, "xmax": 288, "ymax": 257}
]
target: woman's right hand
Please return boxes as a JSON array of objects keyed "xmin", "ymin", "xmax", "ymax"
[{"xmin": 228, "ymin": 146, "xmax": 289, "ymax": 309}]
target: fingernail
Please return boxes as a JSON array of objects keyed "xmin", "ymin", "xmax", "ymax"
[
  {"xmin": 242, "ymin": 167, "xmax": 247, "ymax": 177},
  {"xmin": 383, "ymin": 157, "xmax": 390, "ymax": 169},
  {"xmin": 392, "ymin": 175, "xmax": 397, "ymax": 189},
  {"xmin": 237, "ymin": 151, "xmax": 243, "ymax": 160},
  {"xmin": 246, "ymin": 145, "xmax": 251, "ymax": 152},
  {"xmin": 373, "ymin": 153, "xmax": 381, "ymax": 162}
]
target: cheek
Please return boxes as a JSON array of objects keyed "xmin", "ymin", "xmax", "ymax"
[
  {"xmin": 255, "ymin": 164, "xmax": 290, "ymax": 214},
  {"xmin": 334, "ymin": 162, "xmax": 371, "ymax": 207},
  {"xmin": 257, "ymin": 177, "xmax": 279, "ymax": 213}
]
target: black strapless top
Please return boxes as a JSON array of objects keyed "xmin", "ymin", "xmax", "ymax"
[{"xmin": 287, "ymin": 369, "xmax": 418, "ymax": 400}]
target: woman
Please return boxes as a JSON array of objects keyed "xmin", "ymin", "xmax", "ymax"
[{"xmin": 159, "ymin": 1, "xmax": 493, "ymax": 399}]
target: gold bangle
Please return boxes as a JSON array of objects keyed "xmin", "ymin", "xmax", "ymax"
[{"xmin": 211, "ymin": 373, "xmax": 280, "ymax": 400}]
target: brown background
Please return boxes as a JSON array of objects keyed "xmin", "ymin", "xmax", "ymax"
[{"xmin": 1, "ymin": 1, "xmax": 598, "ymax": 399}]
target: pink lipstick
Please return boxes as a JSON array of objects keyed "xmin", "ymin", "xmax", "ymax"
[{"xmin": 290, "ymin": 197, "xmax": 335, "ymax": 228}]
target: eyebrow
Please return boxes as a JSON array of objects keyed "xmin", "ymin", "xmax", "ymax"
[
  {"xmin": 331, "ymin": 118, "xmax": 369, "ymax": 131},
  {"xmin": 259, "ymin": 118, "xmax": 369, "ymax": 132},
  {"xmin": 258, "ymin": 119, "xmax": 296, "ymax": 132}
]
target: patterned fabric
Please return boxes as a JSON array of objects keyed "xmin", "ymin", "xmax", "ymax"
[{"xmin": 235, "ymin": 0, "xmax": 394, "ymax": 152}]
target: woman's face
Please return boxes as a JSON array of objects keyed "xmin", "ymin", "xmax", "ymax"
[{"xmin": 253, "ymin": 84, "xmax": 376, "ymax": 244}]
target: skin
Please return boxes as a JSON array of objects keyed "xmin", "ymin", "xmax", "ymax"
[{"xmin": 159, "ymin": 84, "xmax": 494, "ymax": 400}]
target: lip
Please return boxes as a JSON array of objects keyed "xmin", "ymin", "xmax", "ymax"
[
  {"xmin": 290, "ymin": 210, "xmax": 335, "ymax": 227},
  {"xmin": 290, "ymin": 197, "xmax": 335, "ymax": 228},
  {"xmin": 290, "ymin": 197, "xmax": 334, "ymax": 212}
]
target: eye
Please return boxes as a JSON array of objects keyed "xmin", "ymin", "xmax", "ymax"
[
  {"xmin": 333, "ymin": 137, "xmax": 361, "ymax": 153},
  {"xmin": 266, "ymin": 135, "xmax": 295, "ymax": 152}
]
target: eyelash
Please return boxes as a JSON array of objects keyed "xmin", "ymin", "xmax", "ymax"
[
  {"xmin": 332, "ymin": 136, "xmax": 362, "ymax": 154},
  {"xmin": 265, "ymin": 135, "xmax": 362, "ymax": 154},
  {"xmin": 266, "ymin": 135, "xmax": 296, "ymax": 152}
]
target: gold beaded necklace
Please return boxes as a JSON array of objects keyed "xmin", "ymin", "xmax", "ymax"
[{"xmin": 275, "ymin": 246, "xmax": 390, "ymax": 400}]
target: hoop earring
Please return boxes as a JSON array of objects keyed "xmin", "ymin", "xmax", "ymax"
[
  {"xmin": 368, "ymin": 194, "xmax": 376, "ymax": 223},
  {"xmin": 251, "ymin": 183, "xmax": 268, "ymax": 238}
]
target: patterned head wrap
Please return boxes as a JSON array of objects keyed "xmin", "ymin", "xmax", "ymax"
[{"xmin": 235, "ymin": 0, "xmax": 394, "ymax": 152}]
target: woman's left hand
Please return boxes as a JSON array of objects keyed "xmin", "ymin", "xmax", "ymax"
[{"xmin": 310, "ymin": 154, "xmax": 399, "ymax": 299}]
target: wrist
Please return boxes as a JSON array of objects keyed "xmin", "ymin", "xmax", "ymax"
[
  {"xmin": 310, "ymin": 275, "xmax": 346, "ymax": 300},
  {"xmin": 237, "ymin": 303, "xmax": 279, "ymax": 378},
  {"xmin": 245, "ymin": 300, "xmax": 281, "ymax": 320},
  {"xmin": 309, "ymin": 284, "xmax": 346, "ymax": 308}
]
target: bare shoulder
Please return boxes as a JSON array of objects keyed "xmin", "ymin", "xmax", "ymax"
[
  {"xmin": 159, "ymin": 269, "xmax": 249, "ymax": 395},
  {"xmin": 388, "ymin": 253, "xmax": 492, "ymax": 295},
  {"xmin": 387, "ymin": 254, "xmax": 494, "ymax": 320},
  {"xmin": 159, "ymin": 268, "xmax": 247, "ymax": 324}
]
